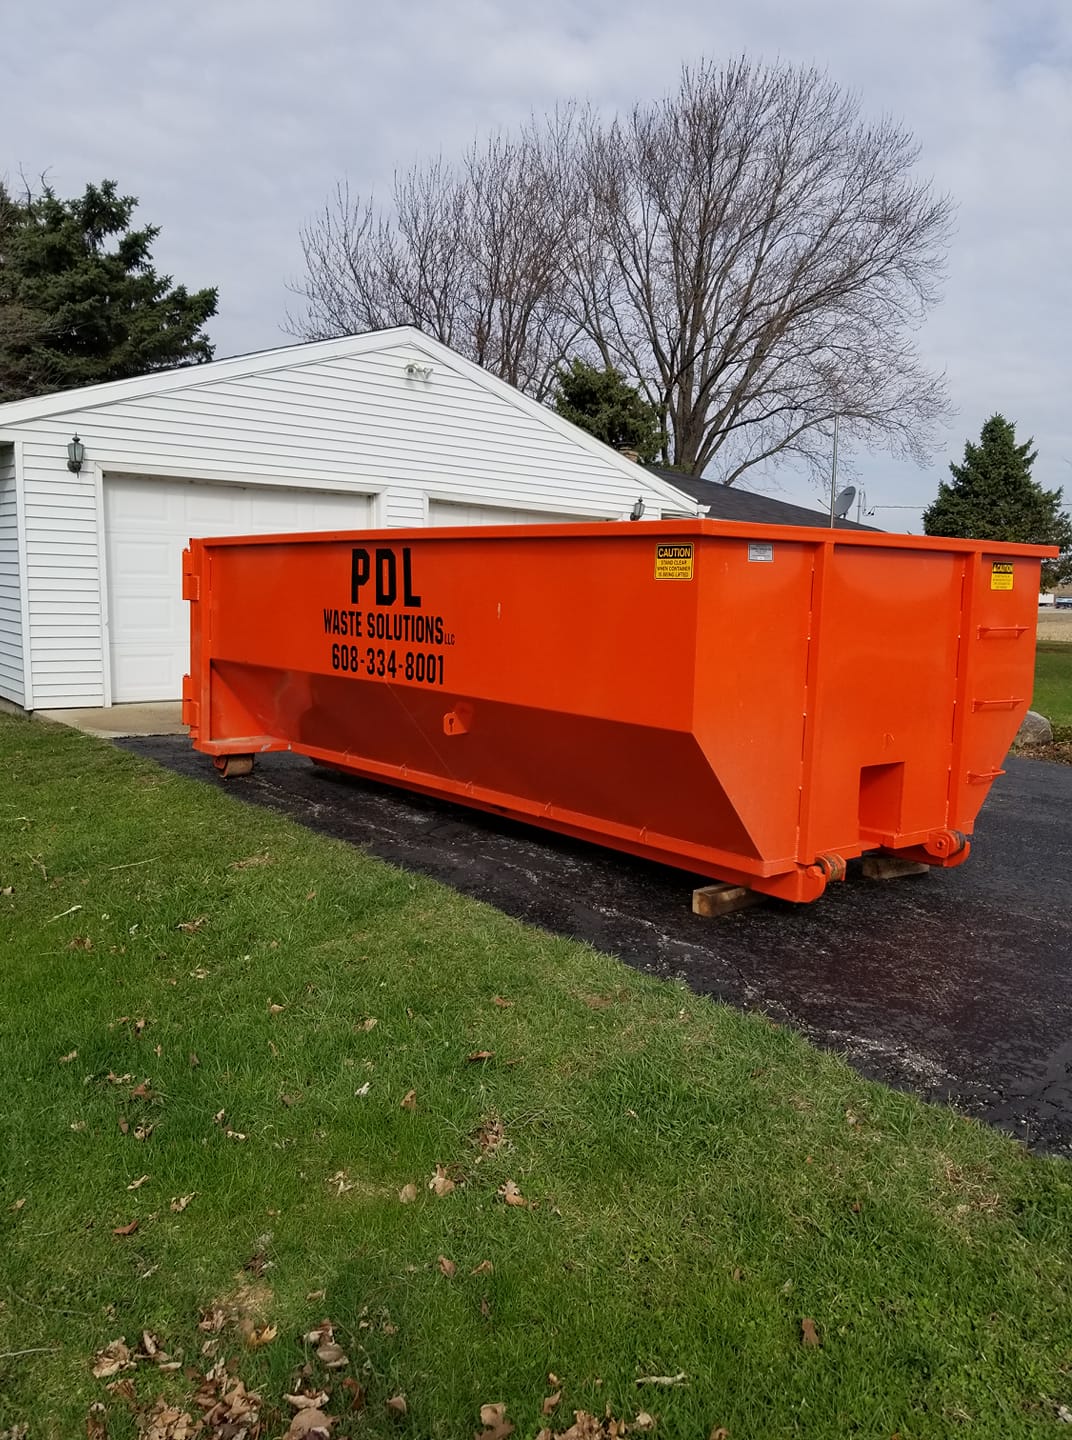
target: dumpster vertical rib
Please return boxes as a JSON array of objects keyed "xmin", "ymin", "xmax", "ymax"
[{"xmin": 795, "ymin": 536, "xmax": 830, "ymax": 866}]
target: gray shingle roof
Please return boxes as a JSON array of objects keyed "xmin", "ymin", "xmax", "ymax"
[{"xmin": 648, "ymin": 465, "xmax": 881, "ymax": 531}]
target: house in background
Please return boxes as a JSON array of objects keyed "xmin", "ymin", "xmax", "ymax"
[
  {"xmin": 643, "ymin": 464, "xmax": 881, "ymax": 532},
  {"xmin": 0, "ymin": 328, "xmax": 699, "ymax": 712}
]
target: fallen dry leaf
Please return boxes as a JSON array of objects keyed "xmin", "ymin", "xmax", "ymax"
[
  {"xmin": 59, "ymin": 1049, "xmax": 78, "ymax": 1064},
  {"xmin": 477, "ymin": 1401, "xmax": 515, "ymax": 1439},
  {"xmin": 399, "ymin": 1183, "xmax": 418, "ymax": 1204},
  {"xmin": 285, "ymin": 1391, "xmax": 331, "ymax": 1411},
  {"xmin": 170, "ymin": 1193, "xmax": 196, "ymax": 1213},
  {"xmin": 354, "ymin": 1081, "xmax": 371, "ymax": 1098},
  {"xmin": 177, "ymin": 916, "xmax": 207, "ymax": 933},
  {"xmin": 285, "ymin": 1409, "xmax": 335, "ymax": 1439},
  {"xmin": 225, "ymin": 1129, "xmax": 247, "ymax": 1142},
  {"xmin": 472, "ymin": 1116, "xmax": 506, "ymax": 1156},
  {"xmin": 1, "ymin": 884, "xmax": 13, "ymax": 897},
  {"xmin": 437, "ymin": 1255, "xmax": 457, "ymax": 1278},
  {"xmin": 188, "ymin": 1052, "xmax": 200, "ymax": 1068},
  {"xmin": 341, "ymin": 1378, "xmax": 366, "ymax": 1411},
  {"xmin": 636, "ymin": 1374, "xmax": 686, "ymax": 1386},
  {"xmin": 139, "ymin": 1398, "xmax": 198, "ymax": 1440},
  {"xmin": 71, "ymin": 1120, "xmax": 88, "ymax": 1132},
  {"xmin": 470, "ymin": 1259, "xmax": 494, "ymax": 1276},
  {"xmin": 542, "ymin": 1392, "xmax": 562, "ymax": 1415},
  {"xmin": 480, "ymin": 1295, "xmax": 491, "ymax": 1319},
  {"xmin": 635, "ymin": 1416, "xmax": 656, "ymax": 1434},
  {"xmin": 708, "ymin": 1430, "xmax": 730, "ymax": 1440},
  {"xmin": 243, "ymin": 1248, "xmax": 269, "ymax": 1276},
  {"xmin": 400, "ymin": 1089, "xmax": 417, "ymax": 1111},
  {"xmin": 126, "ymin": 1174, "xmax": 150, "ymax": 1191},
  {"xmin": 801, "ymin": 1317, "xmax": 821, "ymax": 1348},
  {"xmin": 499, "ymin": 1180, "xmax": 527, "ymax": 1208},
  {"xmin": 117, "ymin": 1117, "xmax": 130, "ymax": 1136},
  {"xmin": 317, "ymin": 1339, "xmax": 349, "ymax": 1369},
  {"xmin": 231, "ymin": 853, "xmax": 272, "ymax": 869},
  {"xmin": 306, "ymin": 1289, "xmax": 326, "ymax": 1302},
  {"xmin": 492, "ymin": 996, "xmax": 514, "ymax": 1008},
  {"xmin": 133, "ymin": 1123, "xmax": 154, "ymax": 1142},
  {"xmin": 269, "ymin": 1002, "xmax": 287, "ymax": 1014},
  {"xmin": 245, "ymin": 1323, "xmax": 278, "ymax": 1347},
  {"xmin": 359, "ymin": 1016, "xmax": 378, "ymax": 1032},
  {"xmin": 386, "ymin": 1394, "xmax": 407, "ymax": 1417},
  {"xmin": 129, "ymin": 1081, "xmax": 151, "ymax": 1099},
  {"xmin": 112, "ymin": 1220, "xmax": 139, "ymax": 1237},
  {"xmin": 10, "ymin": 1197, "xmax": 26, "ymax": 1212},
  {"xmin": 429, "ymin": 1165, "xmax": 456, "ymax": 1197},
  {"xmin": 197, "ymin": 1306, "xmax": 227, "ymax": 1334},
  {"xmin": 85, "ymin": 1400, "xmax": 108, "ymax": 1439},
  {"xmin": 92, "ymin": 1337, "xmax": 135, "ymax": 1378},
  {"xmin": 467, "ymin": 1050, "xmax": 495, "ymax": 1063}
]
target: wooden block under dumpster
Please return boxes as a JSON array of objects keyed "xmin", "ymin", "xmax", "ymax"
[{"xmin": 183, "ymin": 520, "xmax": 1056, "ymax": 905}]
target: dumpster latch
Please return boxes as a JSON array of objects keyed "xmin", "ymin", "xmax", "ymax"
[{"xmin": 443, "ymin": 702, "xmax": 473, "ymax": 736}]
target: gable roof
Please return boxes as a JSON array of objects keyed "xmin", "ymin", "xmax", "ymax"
[
  {"xmin": 646, "ymin": 465, "xmax": 881, "ymax": 532},
  {"xmin": 0, "ymin": 327, "xmax": 700, "ymax": 517}
]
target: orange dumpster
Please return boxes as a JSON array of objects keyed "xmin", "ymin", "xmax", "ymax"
[{"xmin": 183, "ymin": 520, "xmax": 1056, "ymax": 904}]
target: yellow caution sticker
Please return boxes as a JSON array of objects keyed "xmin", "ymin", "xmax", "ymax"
[
  {"xmin": 990, "ymin": 561, "xmax": 1014, "ymax": 591},
  {"xmin": 655, "ymin": 542, "xmax": 694, "ymax": 580}
]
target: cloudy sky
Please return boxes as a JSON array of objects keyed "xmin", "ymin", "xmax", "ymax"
[{"xmin": 5, "ymin": 0, "xmax": 1070, "ymax": 525}]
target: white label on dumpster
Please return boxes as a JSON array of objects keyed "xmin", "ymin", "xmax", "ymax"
[{"xmin": 747, "ymin": 542, "xmax": 774, "ymax": 563}]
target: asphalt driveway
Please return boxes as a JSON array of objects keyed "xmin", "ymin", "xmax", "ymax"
[{"xmin": 120, "ymin": 736, "xmax": 1072, "ymax": 1156}]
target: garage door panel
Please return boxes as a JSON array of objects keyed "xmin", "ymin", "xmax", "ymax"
[{"xmin": 105, "ymin": 478, "xmax": 371, "ymax": 702}]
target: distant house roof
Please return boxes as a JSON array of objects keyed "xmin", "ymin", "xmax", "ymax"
[{"xmin": 647, "ymin": 465, "xmax": 882, "ymax": 531}]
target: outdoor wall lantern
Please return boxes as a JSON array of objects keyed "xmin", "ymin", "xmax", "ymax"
[
  {"xmin": 66, "ymin": 434, "xmax": 85, "ymax": 474},
  {"xmin": 629, "ymin": 496, "xmax": 645, "ymax": 520}
]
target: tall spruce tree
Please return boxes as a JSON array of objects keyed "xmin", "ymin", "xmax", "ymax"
[
  {"xmin": 552, "ymin": 359, "xmax": 664, "ymax": 463},
  {"xmin": 924, "ymin": 415, "xmax": 1072, "ymax": 588},
  {"xmin": 0, "ymin": 179, "xmax": 217, "ymax": 401}
]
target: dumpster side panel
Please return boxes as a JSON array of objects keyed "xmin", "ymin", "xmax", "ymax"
[
  {"xmin": 691, "ymin": 534, "xmax": 814, "ymax": 864},
  {"xmin": 950, "ymin": 549, "xmax": 1046, "ymax": 827},
  {"xmin": 800, "ymin": 544, "xmax": 965, "ymax": 855}
]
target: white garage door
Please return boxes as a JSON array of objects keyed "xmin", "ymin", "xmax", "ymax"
[
  {"xmin": 104, "ymin": 476, "xmax": 373, "ymax": 702},
  {"xmin": 428, "ymin": 500, "xmax": 592, "ymax": 526}
]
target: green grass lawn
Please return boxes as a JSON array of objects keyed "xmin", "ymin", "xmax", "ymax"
[
  {"xmin": 1033, "ymin": 643, "xmax": 1072, "ymax": 730},
  {"xmin": 2, "ymin": 714, "xmax": 1072, "ymax": 1439}
]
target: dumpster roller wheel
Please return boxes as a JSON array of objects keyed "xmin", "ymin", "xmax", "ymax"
[{"xmin": 213, "ymin": 754, "xmax": 254, "ymax": 780}]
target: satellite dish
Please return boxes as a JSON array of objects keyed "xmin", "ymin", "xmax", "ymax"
[{"xmin": 833, "ymin": 485, "xmax": 856, "ymax": 519}]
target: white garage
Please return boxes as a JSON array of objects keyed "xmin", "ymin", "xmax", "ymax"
[{"xmin": 0, "ymin": 327, "xmax": 696, "ymax": 710}]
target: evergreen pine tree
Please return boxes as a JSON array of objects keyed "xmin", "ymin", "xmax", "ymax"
[
  {"xmin": 0, "ymin": 179, "xmax": 217, "ymax": 401},
  {"xmin": 552, "ymin": 359, "xmax": 665, "ymax": 464},
  {"xmin": 924, "ymin": 415, "xmax": 1072, "ymax": 588}
]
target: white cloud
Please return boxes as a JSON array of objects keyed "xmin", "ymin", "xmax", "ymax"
[{"xmin": 4, "ymin": 0, "xmax": 1069, "ymax": 521}]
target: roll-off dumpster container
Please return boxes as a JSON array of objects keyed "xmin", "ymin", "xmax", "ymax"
[{"xmin": 183, "ymin": 520, "xmax": 1056, "ymax": 903}]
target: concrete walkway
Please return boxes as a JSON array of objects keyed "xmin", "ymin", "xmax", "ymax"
[{"xmin": 36, "ymin": 701, "xmax": 186, "ymax": 738}]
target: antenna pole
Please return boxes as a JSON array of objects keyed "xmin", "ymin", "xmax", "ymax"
[{"xmin": 828, "ymin": 414, "xmax": 840, "ymax": 528}]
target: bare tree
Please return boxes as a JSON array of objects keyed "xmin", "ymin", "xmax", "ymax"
[
  {"xmin": 561, "ymin": 61, "xmax": 953, "ymax": 478},
  {"xmin": 290, "ymin": 130, "xmax": 575, "ymax": 400},
  {"xmin": 293, "ymin": 59, "xmax": 952, "ymax": 479}
]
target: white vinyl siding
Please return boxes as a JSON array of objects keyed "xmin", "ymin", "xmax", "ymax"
[
  {"xmin": 0, "ymin": 446, "xmax": 22, "ymax": 705},
  {"xmin": 428, "ymin": 500, "xmax": 591, "ymax": 527}
]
